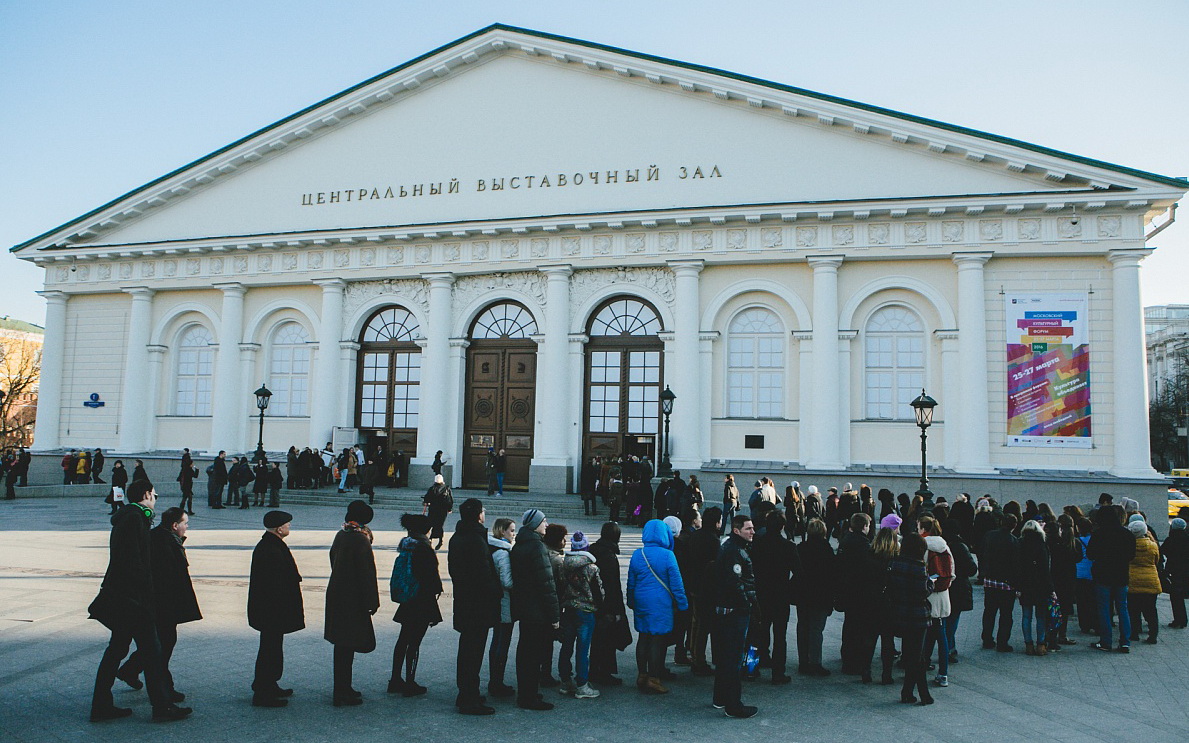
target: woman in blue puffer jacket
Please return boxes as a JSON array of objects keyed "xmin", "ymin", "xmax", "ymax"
[{"xmin": 627, "ymin": 519, "xmax": 688, "ymax": 694}]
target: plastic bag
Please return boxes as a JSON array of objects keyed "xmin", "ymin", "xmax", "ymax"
[{"xmin": 743, "ymin": 645, "xmax": 760, "ymax": 674}]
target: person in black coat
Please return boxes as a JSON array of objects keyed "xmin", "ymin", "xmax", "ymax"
[
  {"xmin": 942, "ymin": 518, "xmax": 977, "ymax": 662},
  {"xmin": 107, "ymin": 460, "xmax": 129, "ymax": 515},
  {"xmin": 751, "ymin": 510, "xmax": 801, "ymax": 683},
  {"xmin": 207, "ymin": 451, "xmax": 228, "ymax": 509},
  {"xmin": 511, "ymin": 508, "xmax": 560, "ymax": 710},
  {"xmin": 251, "ymin": 462, "xmax": 269, "ymax": 507},
  {"xmin": 92, "ymin": 448, "xmax": 106, "ymax": 484},
  {"xmin": 131, "ymin": 460, "xmax": 148, "ymax": 485},
  {"xmin": 117, "ymin": 507, "xmax": 202, "ymax": 699},
  {"xmin": 325, "ymin": 500, "xmax": 379, "ymax": 706},
  {"xmin": 422, "ymin": 475, "xmax": 453, "ymax": 550},
  {"xmin": 686, "ymin": 507, "xmax": 722, "ymax": 676},
  {"xmin": 248, "ymin": 510, "xmax": 304, "ymax": 706},
  {"xmin": 795, "ymin": 518, "xmax": 836, "ymax": 676},
  {"xmin": 176, "ymin": 450, "xmax": 197, "ymax": 515},
  {"xmin": 980, "ymin": 513, "xmax": 1020, "ymax": 651},
  {"xmin": 588, "ymin": 521, "xmax": 627, "ymax": 685},
  {"xmin": 87, "ymin": 480, "xmax": 191, "ymax": 723},
  {"xmin": 286, "ymin": 446, "xmax": 299, "ymax": 489},
  {"xmin": 1162, "ymin": 518, "xmax": 1189, "ymax": 629},
  {"xmin": 390, "ymin": 513, "xmax": 443, "ymax": 697},
  {"xmin": 267, "ymin": 462, "xmax": 284, "ymax": 508},
  {"xmin": 836, "ymin": 513, "xmax": 880, "ymax": 681},
  {"xmin": 447, "ymin": 499, "xmax": 502, "ymax": 715},
  {"xmin": 1086, "ymin": 505, "xmax": 1136, "ymax": 650}
]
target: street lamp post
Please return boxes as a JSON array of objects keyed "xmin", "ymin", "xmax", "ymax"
[
  {"xmin": 910, "ymin": 389, "xmax": 937, "ymax": 499},
  {"xmin": 658, "ymin": 385, "xmax": 676, "ymax": 479},
  {"xmin": 253, "ymin": 383, "xmax": 272, "ymax": 464}
]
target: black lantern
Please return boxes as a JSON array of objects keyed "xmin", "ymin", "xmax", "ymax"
[
  {"xmin": 253, "ymin": 383, "xmax": 272, "ymax": 463},
  {"xmin": 910, "ymin": 389, "xmax": 937, "ymax": 499},
  {"xmin": 658, "ymin": 385, "xmax": 676, "ymax": 478}
]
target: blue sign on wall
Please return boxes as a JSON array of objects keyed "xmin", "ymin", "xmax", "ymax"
[{"xmin": 83, "ymin": 393, "xmax": 105, "ymax": 408}]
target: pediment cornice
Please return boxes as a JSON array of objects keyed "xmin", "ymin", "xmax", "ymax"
[{"xmin": 12, "ymin": 24, "xmax": 1186, "ymax": 256}]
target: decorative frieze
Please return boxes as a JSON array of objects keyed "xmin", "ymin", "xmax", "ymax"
[
  {"xmin": 570, "ymin": 266, "xmax": 674, "ymax": 318},
  {"xmin": 342, "ymin": 278, "xmax": 429, "ymax": 321},
  {"xmin": 453, "ymin": 271, "xmax": 547, "ymax": 312}
]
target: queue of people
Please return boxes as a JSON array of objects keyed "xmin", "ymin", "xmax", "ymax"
[{"xmin": 86, "ymin": 471, "xmax": 1189, "ymax": 724}]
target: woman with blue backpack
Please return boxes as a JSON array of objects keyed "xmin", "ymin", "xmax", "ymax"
[{"xmin": 388, "ymin": 513, "xmax": 443, "ymax": 698}]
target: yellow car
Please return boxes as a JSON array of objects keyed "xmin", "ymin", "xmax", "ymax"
[{"xmin": 1169, "ymin": 488, "xmax": 1189, "ymax": 519}]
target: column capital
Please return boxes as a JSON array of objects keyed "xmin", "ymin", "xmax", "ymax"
[
  {"xmin": 529, "ymin": 333, "xmax": 546, "ymax": 346},
  {"xmin": 568, "ymin": 333, "xmax": 590, "ymax": 345},
  {"xmin": 122, "ymin": 286, "xmax": 156, "ymax": 299},
  {"xmin": 313, "ymin": 277, "xmax": 348, "ymax": 291},
  {"xmin": 37, "ymin": 290, "xmax": 68, "ymax": 304},
  {"xmin": 448, "ymin": 337, "xmax": 471, "ymax": 349},
  {"xmin": 538, "ymin": 264, "xmax": 574, "ymax": 279},
  {"xmin": 422, "ymin": 271, "xmax": 456, "ymax": 288},
  {"xmin": 339, "ymin": 340, "xmax": 361, "ymax": 352},
  {"xmin": 934, "ymin": 329, "xmax": 960, "ymax": 341},
  {"xmin": 952, "ymin": 251, "xmax": 993, "ymax": 267},
  {"xmin": 667, "ymin": 259, "xmax": 705, "ymax": 276},
  {"xmin": 699, "ymin": 330, "xmax": 720, "ymax": 343},
  {"xmin": 414, "ymin": 338, "xmax": 430, "ymax": 350},
  {"xmin": 213, "ymin": 282, "xmax": 246, "ymax": 297},
  {"xmin": 147, "ymin": 344, "xmax": 168, "ymax": 356},
  {"xmin": 1107, "ymin": 248, "xmax": 1153, "ymax": 267},
  {"xmin": 807, "ymin": 255, "xmax": 845, "ymax": 270},
  {"xmin": 658, "ymin": 331, "xmax": 676, "ymax": 344},
  {"xmin": 838, "ymin": 330, "xmax": 858, "ymax": 341},
  {"xmin": 239, "ymin": 342, "xmax": 261, "ymax": 354},
  {"xmin": 792, "ymin": 330, "xmax": 814, "ymax": 342}
]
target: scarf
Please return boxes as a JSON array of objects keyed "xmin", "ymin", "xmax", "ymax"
[{"xmin": 343, "ymin": 520, "xmax": 374, "ymax": 544}]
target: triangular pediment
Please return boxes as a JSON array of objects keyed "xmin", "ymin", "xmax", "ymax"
[{"xmin": 15, "ymin": 24, "xmax": 1186, "ymax": 253}]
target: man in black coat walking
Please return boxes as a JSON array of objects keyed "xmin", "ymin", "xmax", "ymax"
[
  {"xmin": 117, "ymin": 507, "xmax": 202, "ymax": 700},
  {"xmin": 87, "ymin": 479, "xmax": 192, "ymax": 723},
  {"xmin": 448, "ymin": 498, "xmax": 503, "ymax": 715},
  {"xmin": 511, "ymin": 508, "xmax": 560, "ymax": 711},
  {"xmin": 248, "ymin": 510, "xmax": 304, "ymax": 706},
  {"xmin": 92, "ymin": 448, "xmax": 106, "ymax": 483}
]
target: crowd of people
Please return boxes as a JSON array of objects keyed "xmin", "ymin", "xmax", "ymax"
[
  {"xmin": 85, "ymin": 466, "xmax": 1189, "ymax": 723},
  {"xmin": 2, "ymin": 446, "xmax": 31, "ymax": 499}
]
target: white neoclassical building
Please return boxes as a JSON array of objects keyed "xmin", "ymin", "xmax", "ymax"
[{"xmin": 12, "ymin": 24, "xmax": 1187, "ymax": 492}]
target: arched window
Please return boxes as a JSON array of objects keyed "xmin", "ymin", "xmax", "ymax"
[
  {"xmin": 589, "ymin": 298, "xmax": 662, "ymax": 337},
  {"xmin": 726, "ymin": 307, "xmax": 784, "ymax": 418},
  {"xmin": 864, "ymin": 306, "xmax": 925, "ymax": 420},
  {"xmin": 175, "ymin": 325, "xmax": 214, "ymax": 416},
  {"xmin": 268, "ymin": 322, "xmax": 311, "ymax": 417},
  {"xmin": 358, "ymin": 306, "xmax": 422, "ymax": 431},
  {"xmin": 471, "ymin": 302, "xmax": 537, "ymax": 339}
]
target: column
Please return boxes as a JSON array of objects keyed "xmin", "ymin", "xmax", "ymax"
[
  {"xmin": 145, "ymin": 345, "xmax": 167, "ymax": 451},
  {"xmin": 414, "ymin": 273, "xmax": 454, "ymax": 485},
  {"xmin": 808, "ymin": 256, "xmax": 844, "ymax": 470},
  {"xmin": 338, "ymin": 341, "xmax": 361, "ymax": 433},
  {"xmin": 568, "ymin": 333, "xmax": 589, "ymax": 492},
  {"xmin": 698, "ymin": 331, "xmax": 719, "ymax": 466},
  {"xmin": 32, "ymin": 291, "xmax": 67, "ymax": 450},
  {"xmin": 936, "ymin": 331, "xmax": 961, "ymax": 470},
  {"xmin": 446, "ymin": 338, "xmax": 469, "ymax": 489},
  {"xmin": 793, "ymin": 331, "xmax": 814, "ymax": 465},
  {"xmin": 531, "ymin": 265, "xmax": 573, "ymax": 490},
  {"xmin": 117, "ymin": 287, "xmax": 155, "ymax": 452},
  {"xmin": 239, "ymin": 343, "xmax": 261, "ymax": 452},
  {"xmin": 208, "ymin": 283, "xmax": 245, "ymax": 454},
  {"xmin": 838, "ymin": 330, "xmax": 858, "ymax": 467},
  {"xmin": 952, "ymin": 253, "xmax": 995, "ymax": 473},
  {"xmin": 1109, "ymin": 249, "xmax": 1159, "ymax": 477},
  {"xmin": 668, "ymin": 260, "xmax": 703, "ymax": 470},
  {"xmin": 310, "ymin": 279, "xmax": 346, "ymax": 448}
]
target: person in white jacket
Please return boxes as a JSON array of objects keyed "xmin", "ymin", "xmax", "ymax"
[
  {"xmin": 919, "ymin": 516, "xmax": 954, "ymax": 688},
  {"xmin": 487, "ymin": 518, "xmax": 516, "ymax": 698}
]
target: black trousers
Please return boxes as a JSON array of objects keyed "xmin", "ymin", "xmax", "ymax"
[
  {"xmin": 1075, "ymin": 578, "xmax": 1099, "ymax": 632},
  {"xmin": 515, "ymin": 621, "xmax": 551, "ymax": 703},
  {"xmin": 841, "ymin": 610, "xmax": 876, "ymax": 674},
  {"xmin": 690, "ymin": 599, "xmax": 713, "ymax": 667},
  {"xmin": 92, "ymin": 620, "xmax": 169, "ymax": 712},
  {"xmin": 757, "ymin": 616, "xmax": 788, "ymax": 674},
  {"xmin": 332, "ymin": 645, "xmax": 356, "ymax": 695},
  {"xmin": 711, "ymin": 610, "xmax": 749, "ymax": 710},
  {"xmin": 1171, "ymin": 586, "xmax": 1188, "ymax": 627},
  {"xmin": 589, "ymin": 617, "xmax": 619, "ymax": 679},
  {"xmin": 1128, "ymin": 593, "xmax": 1159, "ymax": 641},
  {"xmin": 253, "ymin": 631, "xmax": 285, "ymax": 694},
  {"xmin": 456, "ymin": 626, "xmax": 490, "ymax": 708},
  {"xmin": 120, "ymin": 621, "xmax": 179, "ymax": 692},
  {"xmin": 269, "ymin": 486, "xmax": 280, "ymax": 508},
  {"xmin": 178, "ymin": 486, "xmax": 192, "ymax": 513},
  {"xmin": 634, "ymin": 632, "xmax": 666, "ymax": 678},
  {"xmin": 207, "ymin": 480, "xmax": 224, "ymax": 508},
  {"xmin": 899, "ymin": 623, "xmax": 931, "ymax": 700},
  {"xmin": 392, "ymin": 620, "xmax": 429, "ymax": 683},
  {"xmin": 982, "ymin": 588, "xmax": 1016, "ymax": 649}
]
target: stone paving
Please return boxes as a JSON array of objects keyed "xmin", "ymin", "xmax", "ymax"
[{"xmin": 1, "ymin": 496, "xmax": 1187, "ymax": 742}]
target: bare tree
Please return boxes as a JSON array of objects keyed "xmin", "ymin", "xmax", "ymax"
[
  {"xmin": 0, "ymin": 338, "xmax": 40, "ymax": 448},
  {"xmin": 1150, "ymin": 341, "xmax": 1189, "ymax": 471}
]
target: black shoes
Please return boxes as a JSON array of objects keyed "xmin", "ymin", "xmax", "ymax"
[
  {"xmin": 151, "ymin": 704, "xmax": 193, "ymax": 722},
  {"xmin": 516, "ymin": 698, "xmax": 554, "ymax": 711},
  {"xmin": 333, "ymin": 692, "xmax": 363, "ymax": 707},
  {"xmin": 89, "ymin": 706, "xmax": 133, "ymax": 722},
  {"xmin": 724, "ymin": 705, "xmax": 758, "ymax": 719},
  {"xmin": 169, "ymin": 690, "xmax": 186, "ymax": 703},
  {"xmin": 771, "ymin": 673, "xmax": 792, "ymax": 685},
  {"xmin": 252, "ymin": 695, "xmax": 288, "ymax": 707},
  {"xmin": 115, "ymin": 668, "xmax": 142, "ymax": 690},
  {"xmin": 487, "ymin": 682, "xmax": 515, "ymax": 698},
  {"xmin": 691, "ymin": 664, "xmax": 715, "ymax": 677},
  {"xmin": 402, "ymin": 682, "xmax": 427, "ymax": 697},
  {"xmin": 458, "ymin": 704, "xmax": 496, "ymax": 715},
  {"xmin": 539, "ymin": 675, "xmax": 560, "ymax": 688}
]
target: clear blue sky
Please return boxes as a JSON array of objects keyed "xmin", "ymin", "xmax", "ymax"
[{"xmin": 2, "ymin": 0, "xmax": 1186, "ymax": 326}]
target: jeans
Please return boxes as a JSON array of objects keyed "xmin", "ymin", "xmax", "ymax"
[
  {"xmin": 943, "ymin": 611, "xmax": 961, "ymax": 654},
  {"xmin": 796, "ymin": 607, "xmax": 830, "ymax": 669},
  {"xmin": 925, "ymin": 617, "xmax": 949, "ymax": 675},
  {"xmin": 711, "ymin": 610, "xmax": 749, "ymax": 710},
  {"xmin": 558, "ymin": 609, "xmax": 596, "ymax": 684},
  {"xmin": 982, "ymin": 588, "xmax": 1016, "ymax": 649},
  {"xmin": 1021, "ymin": 602, "xmax": 1046, "ymax": 644},
  {"xmin": 635, "ymin": 632, "xmax": 666, "ymax": 678},
  {"xmin": 1095, "ymin": 584, "xmax": 1131, "ymax": 648},
  {"xmin": 489, "ymin": 622, "xmax": 513, "ymax": 687},
  {"xmin": 496, "ymin": 472, "xmax": 505, "ymax": 495},
  {"xmin": 227, "ymin": 483, "xmax": 240, "ymax": 506},
  {"xmin": 339, "ymin": 469, "xmax": 349, "ymax": 490}
]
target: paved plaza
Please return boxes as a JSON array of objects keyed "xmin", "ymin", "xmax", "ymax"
[{"xmin": 1, "ymin": 496, "xmax": 1187, "ymax": 742}]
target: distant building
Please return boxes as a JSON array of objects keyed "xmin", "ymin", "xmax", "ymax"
[
  {"xmin": 0, "ymin": 316, "xmax": 44, "ymax": 447},
  {"xmin": 1146, "ymin": 305, "xmax": 1189, "ymax": 400}
]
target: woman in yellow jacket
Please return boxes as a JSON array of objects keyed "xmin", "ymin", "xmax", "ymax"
[{"xmin": 1126, "ymin": 519, "xmax": 1161, "ymax": 644}]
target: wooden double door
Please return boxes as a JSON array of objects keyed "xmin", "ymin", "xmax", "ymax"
[{"xmin": 462, "ymin": 343, "xmax": 536, "ymax": 490}]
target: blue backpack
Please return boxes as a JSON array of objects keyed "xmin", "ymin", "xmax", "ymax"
[{"xmin": 390, "ymin": 538, "xmax": 419, "ymax": 604}]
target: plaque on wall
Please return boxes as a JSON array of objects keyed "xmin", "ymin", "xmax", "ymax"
[
  {"xmin": 470, "ymin": 434, "xmax": 496, "ymax": 449},
  {"xmin": 505, "ymin": 435, "xmax": 531, "ymax": 450}
]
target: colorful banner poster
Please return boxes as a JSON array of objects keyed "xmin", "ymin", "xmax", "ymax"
[{"xmin": 1006, "ymin": 293, "xmax": 1091, "ymax": 448}]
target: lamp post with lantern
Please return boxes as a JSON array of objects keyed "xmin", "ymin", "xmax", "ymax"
[
  {"xmin": 253, "ymin": 383, "xmax": 272, "ymax": 464},
  {"xmin": 910, "ymin": 389, "xmax": 938, "ymax": 499},
  {"xmin": 658, "ymin": 385, "xmax": 676, "ymax": 479}
]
